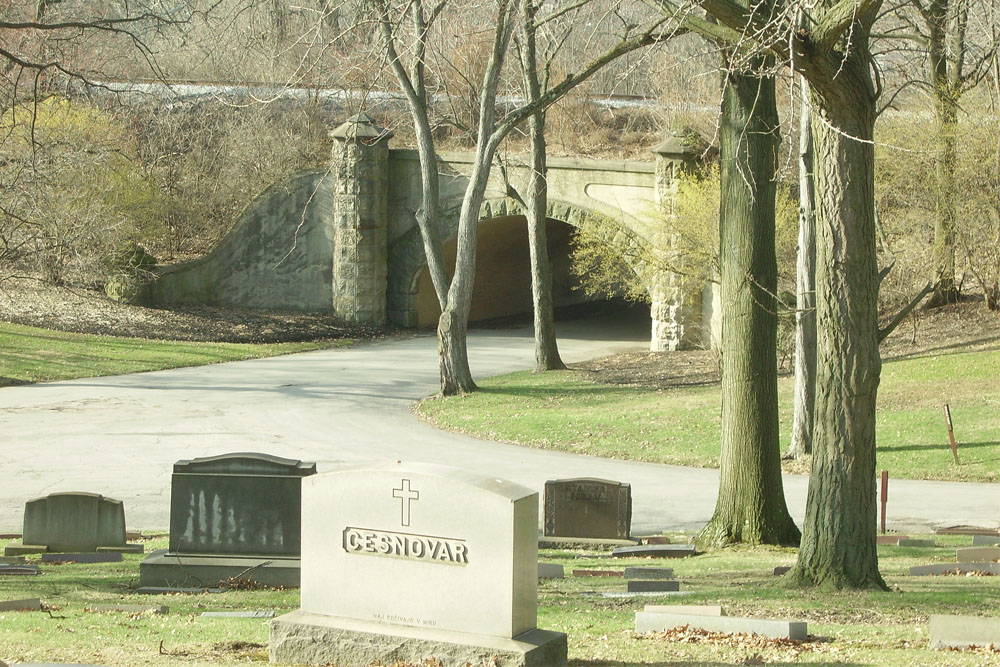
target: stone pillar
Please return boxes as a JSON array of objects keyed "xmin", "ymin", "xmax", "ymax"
[
  {"xmin": 649, "ymin": 132, "xmax": 703, "ymax": 351},
  {"xmin": 330, "ymin": 114, "xmax": 392, "ymax": 326}
]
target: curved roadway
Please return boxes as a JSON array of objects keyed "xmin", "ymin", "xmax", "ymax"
[{"xmin": 1, "ymin": 316, "xmax": 997, "ymax": 534}]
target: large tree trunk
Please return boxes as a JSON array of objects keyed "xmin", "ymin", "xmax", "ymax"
[
  {"xmin": 787, "ymin": 58, "xmax": 887, "ymax": 589},
  {"xmin": 787, "ymin": 77, "xmax": 817, "ymax": 460},
  {"xmin": 926, "ymin": 0, "xmax": 962, "ymax": 306},
  {"xmin": 525, "ymin": 111, "xmax": 566, "ymax": 372},
  {"xmin": 699, "ymin": 63, "xmax": 800, "ymax": 547},
  {"xmin": 518, "ymin": 0, "xmax": 565, "ymax": 373}
]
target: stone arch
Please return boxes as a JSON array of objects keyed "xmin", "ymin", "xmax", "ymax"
[{"xmin": 386, "ymin": 196, "xmax": 651, "ymax": 327}]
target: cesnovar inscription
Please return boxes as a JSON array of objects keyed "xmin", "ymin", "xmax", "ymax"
[{"xmin": 341, "ymin": 478, "xmax": 469, "ymax": 565}]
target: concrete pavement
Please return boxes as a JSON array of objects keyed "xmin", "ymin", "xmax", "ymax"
[{"xmin": 1, "ymin": 314, "xmax": 997, "ymax": 534}]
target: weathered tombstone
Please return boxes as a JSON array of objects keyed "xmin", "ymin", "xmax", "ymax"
[
  {"xmin": 543, "ymin": 478, "xmax": 631, "ymax": 542},
  {"xmin": 4, "ymin": 493, "xmax": 129, "ymax": 556},
  {"xmin": 139, "ymin": 452, "xmax": 316, "ymax": 589},
  {"xmin": 955, "ymin": 546, "xmax": 1000, "ymax": 562},
  {"xmin": 972, "ymin": 534, "xmax": 1000, "ymax": 546},
  {"xmin": 270, "ymin": 462, "xmax": 567, "ymax": 667}
]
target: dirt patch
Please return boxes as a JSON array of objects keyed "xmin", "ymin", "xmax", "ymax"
[
  {"xmin": 0, "ymin": 278, "xmax": 389, "ymax": 343},
  {"xmin": 571, "ymin": 300, "xmax": 999, "ymax": 392}
]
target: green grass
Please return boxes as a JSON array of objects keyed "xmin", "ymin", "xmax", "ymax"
[
  {"xmin": 1, "ymin": 534, "xmax": 997, "ymax": 665},
  {"xmin": 0, "ymin": 321, "xmax": 353, "ymax": 387},
  {"xmin": 418, "ymin": 345, "xmax": 1000, "ymax": 482}
]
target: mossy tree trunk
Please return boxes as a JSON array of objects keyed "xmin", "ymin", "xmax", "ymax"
[{"xmin": 700, "ymin": 57, "xmax": 800, "ymax": 548}]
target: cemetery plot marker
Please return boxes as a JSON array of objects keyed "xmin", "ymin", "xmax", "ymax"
[
  {"xmin": 542, "ymin": 478, "xmax": 633, "ymax": 546},
  {"xmin": 270, "ymin": 461, "xmax": 567, "ymax": 667},
  {"xmin": 139, "ymin": 452, "xmax": 316, "ymax": 589},
  {"xmin": 4, "ymin": 492, "xmax": 135, "ymax": 556}
]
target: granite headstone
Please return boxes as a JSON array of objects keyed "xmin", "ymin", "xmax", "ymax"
[{"xmin": 543, "ymin": 477, "xmax": 631, "ymax": 540}]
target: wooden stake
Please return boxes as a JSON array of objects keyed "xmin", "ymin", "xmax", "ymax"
[{"xmin": 944, "ymin": 404, "xmax": 959, "ymax": 464}]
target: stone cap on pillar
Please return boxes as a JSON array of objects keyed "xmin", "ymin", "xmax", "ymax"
[
  {"xmin": 330, "ymin": 113, "xmax": 393, "ymax": 143},
  {"xmin": 650, "ymin": 129, "xmax": 702, "ymax": 162}
]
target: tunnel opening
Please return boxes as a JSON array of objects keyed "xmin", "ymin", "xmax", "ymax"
[{"xmin": 414, "ymin": 215, "xmax": 650, "ymax": 330}]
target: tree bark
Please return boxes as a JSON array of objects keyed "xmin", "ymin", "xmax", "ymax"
[
  {"xmin": 787, "ymin": 53, "xmax": 887, "ymax": 589},
  {"xmin": 699, "ymin": 60, "xmax": 800, "ymax": 547},
  {"xmin": 787, "ymin": 77, "xmax": 817, "ymax": 460}
]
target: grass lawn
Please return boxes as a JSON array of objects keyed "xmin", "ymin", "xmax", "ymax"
[
  {"xmin": 0, "ymin": 534, "xmax": 997, "ymax": 665},
  {"xmin": 417, "ymin": 345, "xmax": 1000, "ymax": 483},
  {"xmin": 0, "ymin": 322, "xmax": 353, "ymax": 387}
]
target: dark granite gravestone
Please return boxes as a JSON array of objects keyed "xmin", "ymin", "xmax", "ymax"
[
  {"xmin": 4, "ymin": 493, "xmax": 130, "ymax": 556},
  {"xmin": 139, "ymin": 452, "xmax": 316, "ymax": 589},
  {"xmin": 543, "ymin": 478, "xmax": 631, "ymax": 541}
]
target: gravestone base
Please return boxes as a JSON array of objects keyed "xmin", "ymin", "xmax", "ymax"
[
  {"xmin": 139, "ymin": 550, "xmax": 301, "ymax": 589},
  {"xmin": 270, "ymin": 610, "xmax": 567, "ymax": 667},
  {"xmin": 3, "ymin": 543, "xmax": 47, "ymax": 557}
]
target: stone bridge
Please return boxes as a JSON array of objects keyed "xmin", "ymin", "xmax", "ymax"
[{"xmin": 150, "ymin": 115, "xmax": 717, "ymax": 351}]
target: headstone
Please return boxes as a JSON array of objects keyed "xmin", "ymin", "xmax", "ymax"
[
  {"xmin": 624, "ymin": 567, "xmax": 673, "ymax": 580},
  {"xmin": 139, "ymin": 452, "xmax": 316, "ymax": 589},
  {"xmin": 773, "ymin": 566, "xmax": 791, "ymax": 576},
  {"xmin": 270, "ymin": 462, "xmax": 567, "ymax": 667},
  {"xmin": 4, "ymin": 493, "xmax": 126, "ymax": 555},
  {"xmin": 537, "ymin": 563, "xmax": 564, "ymax": 579},
  {"xmin": 543, "ymin": 478, "xmax": 631, "ymax": 540},
  {"xmin": 627, "ymin": 580, "xmax": 680, "ymax": 592},
  {"xmin": 909, "ymin": 562, "xmax": 1000, "ymax": 576},
  {"xmin": 41, "ymin": 552, "xmax": 121, "ymax": 564},
  {"xmin": 636, "ymin": 611, "xmax": 807, "ymax": 640},
  {"xmin": 955, "ymin": 547, "xmax": 1000, "ymax": 562},
  {"xmin": 930, "ymin": 614, "xmax": 1000, "ymax": 649},
  {"xmin": 0, "ymin": 598, "xmax": 41, "ymax": 611},
  {"xmin": 896, "ymin": 539, "xmax": 935, "ymax": 547},
  {"xmin": 972, "ymin": 535, "xmax": 1000, "ymax": 546},
  {"xmin": 612, "ymin": 544, "xmax": 697, "ymax": 558}
]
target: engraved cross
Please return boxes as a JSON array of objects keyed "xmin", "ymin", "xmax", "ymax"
[{"xmin": 392, "ymin": 479, "xmax": 419, "ymax": 527}]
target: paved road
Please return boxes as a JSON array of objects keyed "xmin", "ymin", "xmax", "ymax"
[{"xmin": 1, "ymin": 315, "xmax": 997, "ymax": 534}]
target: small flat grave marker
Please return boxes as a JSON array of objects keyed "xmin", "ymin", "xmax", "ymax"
[
  {"xmin": 930, "ymin": 614, "xmax": 1000, "ymax": 649},
  {"xmin": 909, "ymin": 562, "xmax": 1000, "ymax": 576},
  {"xmin": 972, "ymin": 535, "xmax": 1000, "ymax": 546},
  {"xmin": 624, "ymin": 567, "xmax": 674, "ymax": 580},
  {"xmin": 627, "ymin": 580, "xmax": 680, "ymax": 593},
  {"xmin": 936, "ymin": 527, "xmax": 1000, "ymax": 537},
  {"xmin": 137, "ymin": 587, "xmax": 226, "ymax": 595},
  {"xmin": 0, "ymin": 598, "xmax": 42, "ymax": 611},
  {"xmin": 599, "ymin": 591, "xmax": 693, "ymax": 599},
  {"xmin": 636, "ymin": 611, "xmax": 807, "ymax": 640},
  {"xmin": 645, "ymin": 605, "xmax": 723, "ymax": 617},
  {"xmin": 955, "ymin": 547, "xmax": 1000, "ymax": 562},
  {"xmin": 896, "ymin": 539, "xmax": 936, "ymax": 548},
  {"xmin": 201, "ymin": 610, "xmax": 274, "ymax": 618},
  {"xmin": 0, "ymin": 565, "xmax": 39, "ymax": 576},
  {"xmin": 572, "ymin": 569, "xmax": 623, "ymax": 577},
  {"xmin": 543, "ymin": 478, "xmax": 631, "ymax": 540},
  {"xmin": 87, "ymin": 604, "xmax": 168, "ymax": 615},
  {"xmin": 612, "ymin": 544, "xmax": 696, "ymax": 558},
  {"xmin": 41, "ymin": 552, "xmax": 121, "ymax": 564}
]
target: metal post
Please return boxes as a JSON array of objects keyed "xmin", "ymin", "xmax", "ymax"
[{"xmin": 879, "ymin": 470, "xmax": 888, "ymax": 534}]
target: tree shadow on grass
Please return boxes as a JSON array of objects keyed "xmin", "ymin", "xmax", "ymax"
[{"xmin": 877, "ymin": 440, "xmax": 999, "ymax": 453}]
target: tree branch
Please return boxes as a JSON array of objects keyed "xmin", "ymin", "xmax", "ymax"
[{"xmin": 878, "ymin": 282, "xmax": 933, "ymax": 342}]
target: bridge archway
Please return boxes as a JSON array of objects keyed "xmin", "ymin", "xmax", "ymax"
[{"xmin": 386, "ymin": 198, "xmax": 651, "ymax": 328}]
